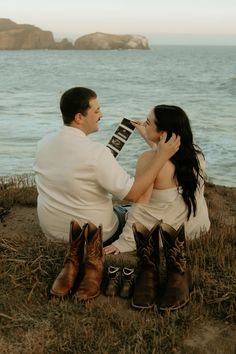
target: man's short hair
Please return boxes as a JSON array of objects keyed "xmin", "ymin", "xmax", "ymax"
[{"xmin": 60, "ymin": 87, "xmax": 97, "ymax": 124}]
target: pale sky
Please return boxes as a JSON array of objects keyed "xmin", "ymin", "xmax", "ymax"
[{"xmin": 1, "ymin": 0, "xmax": 236, "ymax": 44}]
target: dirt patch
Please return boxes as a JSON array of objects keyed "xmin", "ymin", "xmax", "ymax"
[{"xmin": 183, "ymin": 321, "xmax": 236, "ymax": 354}]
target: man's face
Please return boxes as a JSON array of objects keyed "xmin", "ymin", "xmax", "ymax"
[{"xmin": 80, "ymin": 98, "xmax": 103, "ymax": 135}]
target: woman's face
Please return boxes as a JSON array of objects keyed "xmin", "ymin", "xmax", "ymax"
[{"xmin": 145, "ymin": 110, "xmax": 163, "ymax": 143}]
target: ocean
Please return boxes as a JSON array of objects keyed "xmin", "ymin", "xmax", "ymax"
[{"xmin": 0, "ymin": 46, "xmax": 235, "ymax": 187}]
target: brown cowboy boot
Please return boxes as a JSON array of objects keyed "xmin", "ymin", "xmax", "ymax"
[
  {"xmin": 50, "ymin": 221, "xmax": 87, "ymax": 297},
  {"xmin": 75, "ymin": 223, "xmax": 103, "ymax": 301},
  {"xmin": 159, "ymin": 223, "xmax": 192, "ymax": 310},
  {"xmin": 131, "ymin": 221, "xmax": 161, "ymax": 309}
]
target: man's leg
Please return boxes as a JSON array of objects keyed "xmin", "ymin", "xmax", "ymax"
[{"xmin": 103, "ymin": 204, "xmax": 131, "ymax": 247}]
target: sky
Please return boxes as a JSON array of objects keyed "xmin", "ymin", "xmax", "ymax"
[{"xmin": 1, "ymin": 0, "xmax": 236, "ymax": 44}]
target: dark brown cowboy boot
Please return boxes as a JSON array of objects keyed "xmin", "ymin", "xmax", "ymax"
[
  {"xmin": 131, "ymin": 221, "xmax": 161, "ymax": 309},
  {"xmin": 50, "ymin": 221, "xmax": 87, "ymax": 297},
  {"xmin": 159, "ymin": 223, "xmax": 192, "ymax": 310},
  {"xmin": 75, "ymin": 223, "xmax": 103, "ymax": 301}
]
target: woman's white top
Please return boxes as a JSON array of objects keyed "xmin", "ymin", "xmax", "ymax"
[{"xmin": 113, "ymin": 156, "xmax": 210, "ymax": 252}]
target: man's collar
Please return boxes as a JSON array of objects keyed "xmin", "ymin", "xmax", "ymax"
[{"xmin": 62, "ymin": 125, "xmax": 87, "ymax": 137}]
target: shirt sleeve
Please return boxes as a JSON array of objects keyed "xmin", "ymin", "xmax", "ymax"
[{"xmin": 94, "ymin": 147, "xmax": 134, "ymax": 200}]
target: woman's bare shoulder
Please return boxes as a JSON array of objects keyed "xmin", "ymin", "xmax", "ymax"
[
  {"xmin": 135, "ymin": 150, "xmax": 156, "ymax": 173},
  {"xmin": 138, "ymin": 149, "xmax": 156, "ymax": 161},
  {"xmin": 154, "ymin": 160, "xmax": 176, "ymax": 188}
]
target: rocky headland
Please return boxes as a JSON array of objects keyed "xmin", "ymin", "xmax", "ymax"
[
  {"xmin": 0, "ymin": 19, "xmax": 149, "ymax": 50},
  {"xmin": 0, "ymin": 19, "xmax": 63, "ymax": 49}
]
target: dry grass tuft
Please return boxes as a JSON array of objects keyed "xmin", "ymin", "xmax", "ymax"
[
  {"xmin": 0, "ymin": 176, "xmax": 235, "ymax": 353},
  {"xmin": 0, "ymin": 174, "xmax": 37, "ymax": 209}
]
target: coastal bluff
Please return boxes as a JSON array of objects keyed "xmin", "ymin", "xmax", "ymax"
[
  {"xmin": 0, "ymin": 19, "xmax": 73, "ymax": 49},
  {"xmin": 0, "ymin": 19, "xmax": 53, "ymax": 49},
  {"xmin": 0, "ymin": 19, "xmax": 149, "ymax": 50}
]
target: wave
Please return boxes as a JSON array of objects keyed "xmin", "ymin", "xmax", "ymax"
[{"xmin": 218, "ymin": 77, "xmax": 236, "ymax": 95}]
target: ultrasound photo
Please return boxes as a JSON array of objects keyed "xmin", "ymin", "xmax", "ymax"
[
  {"xmin": 114, "ymin": 126, "xmax": 132, "ymax": 141},
  {"xmin": 108, "ymin": 136, "xmax": 125, "ymax": 151},
  {"xmin": 106, "ymin": 117, "xmax": 136, "ymax": 158},
  {"xmin": 120, "ymin": 118, "xmax": 136, "ymax": 131}
]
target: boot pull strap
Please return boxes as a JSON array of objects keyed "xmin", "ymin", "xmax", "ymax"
[
  {"xmin": 132, "ymin": 222, "xmax": 150, "ymax": 237},
  {"xmin": 70, "ymin": 220, "xmax": 84, "ymax": 242}
]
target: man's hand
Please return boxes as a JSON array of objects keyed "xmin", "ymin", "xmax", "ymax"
[{"xmin": 104, "ymin": 244, "xmax": 120, "ymax": 255}]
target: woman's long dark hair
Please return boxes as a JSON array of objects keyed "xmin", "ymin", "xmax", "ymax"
[{"xmin": 153, "ymin": 105, "xmax": 203, "ymax": 219}]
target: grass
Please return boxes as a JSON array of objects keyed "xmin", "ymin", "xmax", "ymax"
[{"xmin": 0, "ymin": 175, "xmax": 235, "ymax": 354}]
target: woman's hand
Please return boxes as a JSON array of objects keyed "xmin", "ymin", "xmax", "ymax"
[
  {"xmin": 158, "ymin": 132, "xmax": 181, "ymax": 159},
  {"xmin": 103, "ymin": 244, "xmax": 120, "ymax": 255},
  {"xmin": 131, "ymin": 120, "xmax": 156, "ymax": 148},
  {"xmin": 131, "ymin": 120, "xmax": 146, "ymax": 138}
]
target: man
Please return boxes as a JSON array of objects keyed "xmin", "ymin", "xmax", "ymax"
[{"xmin": 34, "ymin": 87, "xmax": 180, "ymax": 246}]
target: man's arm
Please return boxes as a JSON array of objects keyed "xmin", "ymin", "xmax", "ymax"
[{"xmin": 124, "ymin": 132, "xmax": 180, "ymax": 202}]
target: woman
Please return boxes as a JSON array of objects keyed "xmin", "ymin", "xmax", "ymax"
[{"xmin": 104, "ymin": 104, "xmax": 210, "ymax": 254}]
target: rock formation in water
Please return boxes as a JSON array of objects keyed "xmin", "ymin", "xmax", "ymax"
[
  {"xmin": 54, "ymin": 38, "xmax": 74, "ymax": 50},
  {"xmin": 74, "ymin": 32, "xmax": 149, "ymax": 50},
  {"xmin": 0, "ymin": 19, "xmax": 149, "ymax": 50}
]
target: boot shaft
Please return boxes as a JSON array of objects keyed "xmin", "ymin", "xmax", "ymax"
[
  {"xmin": 159, "ymin": 223, "xmax": 187, "ymax": 273},
  {"xmin": 65, "ymin": 221, "xmax": 87, "ymax": 266},
  {"xmin": 85, "ymin": 222, "xmax": 103, "ymax": 263},
  {"xmin": 132, "ymin": 221, "xmax": 161, "ymax": 269}
]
